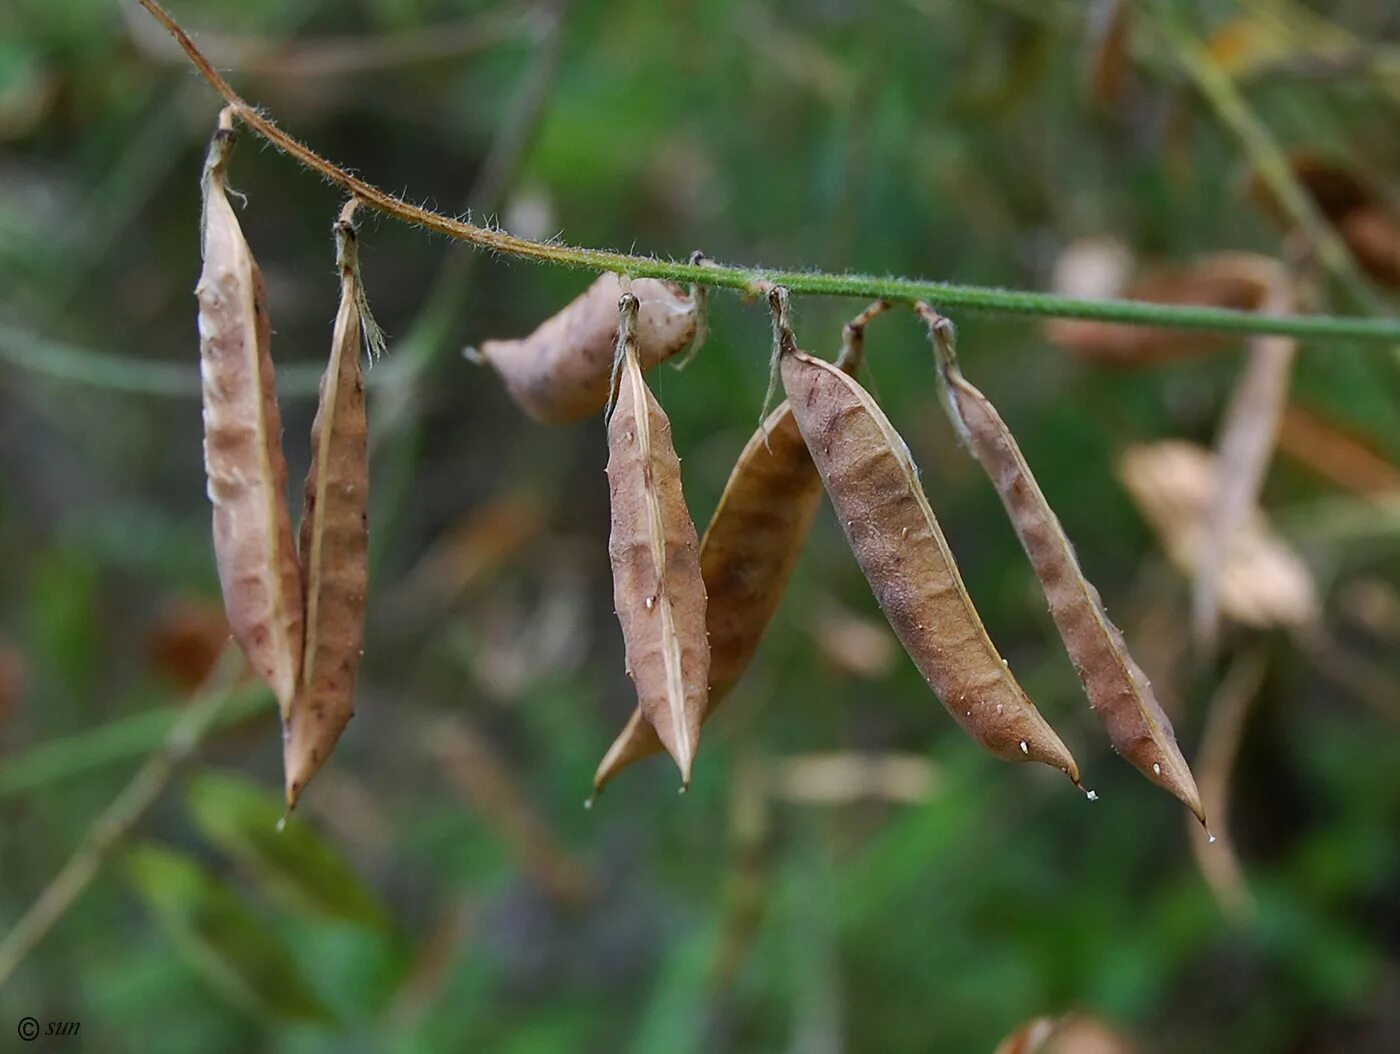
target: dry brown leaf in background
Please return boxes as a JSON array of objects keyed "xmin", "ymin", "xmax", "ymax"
[
  {"xmin": 386, "ymin": 896, "xmax": 476, "ymax": 1036},
  {"xmin": 1044, "ymin": 252, "xmax": 1276, "ymax": 364},
  {"xmin": 775, "ymin": 292, "xmax": 1081, "ymax": 787},
  {"xmin": 1085, "ymin": 0, "xmax": 1134, "ymax": 111},
  {"xmin": 1337, "ymin": 578, "xmax": 1400, "ymax": 647},
  {"xmin": 768, "ymin": 753, "xmax": 937, "ymax": 806},
  {"xmin": 1118, "ymin": 441, "xmax": 1319, "ymax": 630},
  {"xmin": 810, "ymin": 603, "xmax": 898, "ymax": 681},
  {"xmin": 707, "ymin": 751, "xmax": 772, "ymax": 992},
  {"xmin": 1250, "ymin": 153, "xmax": 1400, "ymax": 290},
  {"xmin": 1046, "ymin": 1015, "xmax": 1136, "ymax": 1054},
  {"xmin": 394, "ymin": 488, "xmax": 546, "ymax": 614},
  {"xmin": 1049, "ymin": 236, "xmax": 1134, "ymax": 302},
  {"xmin": 1193, "ymin": 265, "xmax": 1296, "ymax": 653},
  {"xmin": 994, "ymin": 1014, "xmax": 1136, "ymax": 1054},
  {"xmin": 994, "ymin": 1017, "xmax": 1058, "ymax": 1054},
  {"xmin": 592, "ymin": 303, "xmax": 888, "ymax": 797},
  {"xmin": 605, "ymin": 293, "xmax": 709, "ymax": 787},
  {"xmin": 196, "ymin": 109, "xmax": 303, "ymax": 717},
  {"xmin": 922, "ymin": 307, "xmax": 1203, "ymax": 823},
  {"xmin": 427, "ymin": 716, "xmax": 593, "ymax": 906},
  {"xmin": 1276, "ymin": 404, "xmax": 1400, "ymax": 499},
  {"xmin": 285, "ymin": 202, "xmax": 376, "ymax": 810},
  {"xmin": 1189, "ymin": 650, "xmax": 1268, "ymax": 919},
  {"xmin": 476, "ymin": 272, "xmax": 698, "ymax": 423},
  {"xmin": 146, "ymin": 598, "xmax": 231, "ymax": 691},
  {"xmin": 0, "ymin": 636, "xmax": 24, "ymax": 738}
]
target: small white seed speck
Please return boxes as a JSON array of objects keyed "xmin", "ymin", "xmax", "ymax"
[
  {"xmin": 1152, "ymin": 763, "xmax": 1161, "ymax": 775},
  {"xmin": 1019, "ymin": 740, "xmax": 1028, "ymax": 754}
]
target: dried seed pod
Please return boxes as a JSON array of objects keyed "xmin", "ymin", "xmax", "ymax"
[
  {"xmin": 606, "ymin": 292, "xmax": 709, "ymax": 786},
  {"xmin": 196, "ymin": 109, "xmax": 303, "ymax": 714},
  {"xmin": 919, "ymin": 304, "xmax": 1202, "ymax": 822},
  {"xmin": 591, "ymin": 303, "xmax": 890, "ymax": 797},
  {"xmin": 774, "ymin": 291, "xmax": 1080, "ymax": 784},
  {"xmin": 477, "ymin": 272, "xmax": 697, "ymax": 423},
  {"xmin": 285, "ymin": 201, "xmax": 378, "ymax": 809}
]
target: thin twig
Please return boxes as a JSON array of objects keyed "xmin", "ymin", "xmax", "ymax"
[
  {"xmin": 1189, "ymin": 648, "xmax": 1267, "ymax": 920},
  {"xmin": 131, "ymin": 0, "xmax": 1400, "ymax": 344},
  {"xmin": 0, "ymin": 648, "xmax": 251, "ymax": 987}
]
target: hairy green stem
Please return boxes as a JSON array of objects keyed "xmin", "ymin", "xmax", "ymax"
[{"xmin": 133, "ymin": 0, "xmax": 1400, "ymax": 345}]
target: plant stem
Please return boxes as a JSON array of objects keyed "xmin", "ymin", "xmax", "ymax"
[
  {"xmin": 133, "ymin": 0, "xmax": 1400, "ymax": 345},
  {"xmin": 0, "ymin": 649, "xmax": 251, "ymax": 988}
]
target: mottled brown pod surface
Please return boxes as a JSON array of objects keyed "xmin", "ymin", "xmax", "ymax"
[
  {"xmin": 195, "ymin": 111, "xmax": 303, "ymax": 714},
  {"xmin": 606, "ymin": 293, "xmax": 709, "ymax": 786},
  {"xmin": 592, "ymin": 305, "xmax": 887, "ymax": 797},
  {"xmin": 479, "ymin": 272, "xmax": 697, "ymax": 423},
  {"xmin": 285, "ymin": 203, "xmax": 375, "ymax": 809},
  {"xmin": 920, "ymin": 306, "xmax": 1203, "ymax": 821},
  {"xmin": 777, "ymin": 297, "xmax": 1079, "ymax": 782}
]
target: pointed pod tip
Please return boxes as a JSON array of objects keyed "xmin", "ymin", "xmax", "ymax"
[
  {"xmin": 583, "ymin": 795, "xmax": 596, "ymax": 811},
  {"xmin": 275, "ymin": 811, "xmax": 290, "ymax": 833},
  {"xmin": 678, "ymin": 781, "xmax": 690, "ymax": 796}
]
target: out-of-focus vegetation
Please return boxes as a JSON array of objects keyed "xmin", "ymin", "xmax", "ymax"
[{"xmin": 2, "ymin": 1, "xmax": 1399, "ymax": 1051}]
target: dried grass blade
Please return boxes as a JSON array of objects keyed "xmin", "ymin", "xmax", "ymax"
[
  {"xmin": 1194, "ymin": 269, "xmax": 1296, "ymax": 653},
  {"xmin": 1189, "ymin": 649, "xmax": 1267, "ymax": 919}
]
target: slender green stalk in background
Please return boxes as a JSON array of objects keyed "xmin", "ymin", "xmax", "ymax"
[{"xmin": 0, "ymin": 650, "xmax": 254, "ymax": 987}]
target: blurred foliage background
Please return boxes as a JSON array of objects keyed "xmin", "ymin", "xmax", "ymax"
[{"xmin": 2, "ymin": 0, "xmax": 1399, "ymax": 1051}]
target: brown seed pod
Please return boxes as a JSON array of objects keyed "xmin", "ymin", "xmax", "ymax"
[
  {"xmin": 591, "ymin": 302, "xmax": 891, "ymax": 797},
  {"xmin": 774, "ymin": 291, "xmax": 1081, "ymax": 784},
  {"xmin": 477, "ymin": 272, "xmax": 697, "ymax": 423},
  {"xmin": 196, "ymin": 108, "xmax": 303, "ymax": 715},
  {"xmin": 284, "ymin": 200, "xmax": 379, "ymax": 809},
  {"xmin": 605, "ymin": 292, "xmax": 709, "ymax": 787},
  {"xmin": 918, "ymin": 304, "xmax": 1203, "ymax": 822}
]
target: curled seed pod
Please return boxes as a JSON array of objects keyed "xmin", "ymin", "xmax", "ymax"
[
  {"xmin": 285, "ymin": 201, "xmax": 379, "ymax": 809},
  {"xmin": 606, "ymin": 292, "xmax": 709, "ymax": 787},
  {"xmin": 196, "ymin": 109, "xmax": 303, "ymax": 715},
  {"xmin": 477, "ymin": 273, "xmax": 697, "ymax": 423},
  {"xmin": 774, "ymin": 291, "xmax": 1080, "ymax": 784},
  {"xmin": 591, "ymin": 302, "xmax": 891, "ymax": 797},
  {"xmin": 919, "ymin": 304, "xmax": 1203, "ymax": 822}
]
